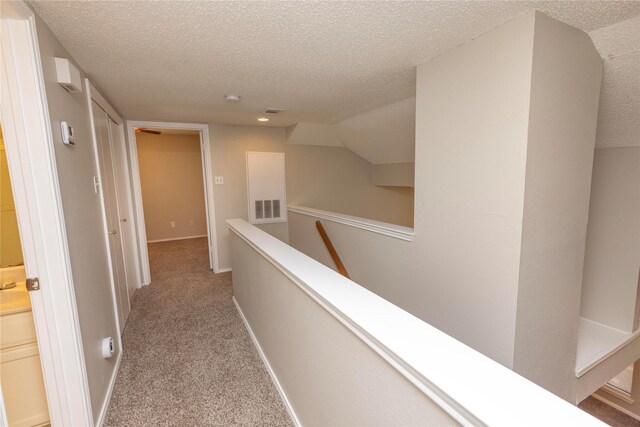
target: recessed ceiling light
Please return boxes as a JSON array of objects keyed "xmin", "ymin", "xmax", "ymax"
[
  {"xmin": 224, "ymin": 94, "xmax": 240, "ymax": 103},
  {"xmin": 257, "ymin": 117, "xmax": 269, "ymax": 122}
]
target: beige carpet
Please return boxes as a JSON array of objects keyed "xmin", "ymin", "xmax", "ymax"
[
  {"xmin": 104, "ymin": 237, "xmax": 292, "ymax": 426},
  {"xmin": 579, "ymin": 396, "xmax": 640, "ymax": 427}
]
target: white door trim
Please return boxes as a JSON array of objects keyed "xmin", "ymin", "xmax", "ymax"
[
  {"xmin": 0, "ymin": 1, "xmax": 93, "ymax": 425},
  {"xmin": 125, "ymin": 120, "xmax": 220, "ymax": 285}
]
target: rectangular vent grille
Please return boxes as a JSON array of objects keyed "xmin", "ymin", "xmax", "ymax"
[
  {"xmin": 265, "ymin": 108, "xmax": 285, "ymax": 114},
  {"xmin": 272, "ymin": 200, "xmax": 281, "ymax": 218},
  {"xmin": 254, "ymin": 199, "xmax": 282, "ymax": 220},
  {"xmin": 255, "ymin": 200, "xmax": 264, "ymax": 220},
  {"xmin": 264, "ymin": 200, "xmax": 272, "ymax": 219}
]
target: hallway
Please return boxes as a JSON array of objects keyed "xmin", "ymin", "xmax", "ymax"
[{"xmin": 104, "ymin": 238, "xmax": 291, "ymax": 426}]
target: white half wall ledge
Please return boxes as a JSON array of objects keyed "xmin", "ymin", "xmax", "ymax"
[
  {"xmin": 287, "ymin": 205, "xmax": 415, "ymax": 242},
  {"xmin": 227, "ymin": 218, "xmax": 605, "ymax": 427}
]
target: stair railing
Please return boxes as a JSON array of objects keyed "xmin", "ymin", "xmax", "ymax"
[{"xmin": 315, "ymin": 220, "xmax": 350, "ymax": 279}]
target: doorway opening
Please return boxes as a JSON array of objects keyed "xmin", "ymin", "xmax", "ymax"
[
  {"xmin": 126, "ymin": 122, "xmax": 219, "ymax": 285},
  {"xmin": 0, "ymin": 123, "xmax": 50, "ymax": 426}
]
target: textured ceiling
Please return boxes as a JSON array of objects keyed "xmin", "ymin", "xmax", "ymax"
[
  {"xmin": 29, "ymin": 1, "xmax": 640, "ymax": 127},
  {"xmin": 589, "ymin": 14, "xmax": 640, "ymax": 149}
]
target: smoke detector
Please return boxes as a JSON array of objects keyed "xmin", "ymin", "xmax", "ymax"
[{"xmin": 224, "ymin": 94, "xmax": 241, "ymax": 103}]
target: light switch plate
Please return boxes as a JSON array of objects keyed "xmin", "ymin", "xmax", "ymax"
[{"xmin": 215, "ymin": 176, "xmax": 224, "ymax": 184}]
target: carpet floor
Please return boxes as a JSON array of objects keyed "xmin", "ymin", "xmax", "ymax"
[
  {"xmin": 104, "ymin": 237, "xmax": 292, "ymax": 426},
  {"xmin": 579, "ymin": 396, "xmax": 640, "ymax": 427}
]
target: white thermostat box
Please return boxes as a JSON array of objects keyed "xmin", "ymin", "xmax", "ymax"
[{"xmin": 60, "ymin": 121, "xmax": 76, "ymax": 146}]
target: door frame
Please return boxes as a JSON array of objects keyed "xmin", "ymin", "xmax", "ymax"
[
  {"xmin": 126, "ymin": 120, "xmax": 220, "ymax": 285},
  {"xmin": 0, "ymin": 1, "xmax": 93, "ymax": 425}
]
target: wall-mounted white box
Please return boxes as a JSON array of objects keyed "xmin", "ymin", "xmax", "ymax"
[
  {"xmin": 54, "ymin": 57, "xmax": 82, "ymax": 92},
  {"xmin": 246, "ymin": 152, "xmax": 287, "ymax": 224}
]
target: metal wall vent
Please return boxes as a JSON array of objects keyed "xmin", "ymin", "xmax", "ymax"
[
  {"xmin": 264, "ymin": 200, "xmax": 273, "ymax": 219},
  {"xmin": 265, "ymin": 108, "xmax": 285, "ymax": 114},
  {"xmin": 255, "ymin": 200, "xmax": 264, "ymax": 219},
  {"xmin": 272, "ymin": 200, "xmax": 281, "ymax": 218},
  {"xmin": 255, "ymin": 199, "xmax": 282, "ymax": 219}
]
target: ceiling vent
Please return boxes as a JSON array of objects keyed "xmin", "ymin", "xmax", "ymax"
[{"xmin": 265, "ymin": 108, "xmax": 285, "ymax": 114}]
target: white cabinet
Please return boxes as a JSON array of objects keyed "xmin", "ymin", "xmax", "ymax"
[{"xmin": 0, "ymin": 310, "xmax": 49, "ymax": 427}]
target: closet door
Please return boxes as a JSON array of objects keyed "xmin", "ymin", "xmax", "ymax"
[
  {"xmin": 92, "ymin": 101, "xmax": 130, "ymax": 333},
  {"xmin": 108, "ymin": 119, "xmax": 139, "ymax": 305}
]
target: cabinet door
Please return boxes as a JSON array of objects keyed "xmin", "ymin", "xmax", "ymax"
[{"xmin": 1, "ymin": 343, "xmax": 49, "ymax": 427}]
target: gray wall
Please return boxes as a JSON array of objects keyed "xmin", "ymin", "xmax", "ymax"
[
  {"xmin": 136, "ymin": 133, "xmax": 208, "ymax": 242},
  {"xmin": 580, "ymin": 12, "xmax": 640, "ymax": 336},
  {"xmin": 230, "ymin": 227, "xmax": 457, "ymax": 426},
  {"xmin": 511, "ymin": 12, "xmax": 603, "ymax": 399},
  {"xmin": 208, "ymin": 124, "xmax": 415, "ymax": 271},
  {"xmin": 35, "ymin": 15, "xmax": 119, "ymax": 424},
  {"xmin": 414, "ymin": 11, "xmax": 536, "ymax": 367},
  {"xmin": 208, "ymin": 124, "xmax": 288, "ymax": 269},
  {"xmin": 286, "ymin": 145, "xmax": 414, "ymax": 226},
  {"xmin": 289, "ymin": 11, "xmax": 603, "ymax": 403},
  {"xmin": 373, "ymin": 162, "xmax": 414, "ymax": 188}
]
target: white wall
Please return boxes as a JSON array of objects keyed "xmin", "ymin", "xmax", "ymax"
[
  {"xmin": 232, "ymin": 219, "xmax": 605, "ymax": 426},
  {"xmin": 580, "ymin": 146, "xmax": 640, "ymax": 334},
  {"xmin": 289, "ymin": 11, "xmax": 603, "ymax": 403},
  {"xmin": 136, "ymin": 133, "xmax": 208, "ymax": 242},
  {"xmin": 208, "ymin": 124, "xmax": 288, "ymax": 270},
  {"xmin": 291, "ymin": 12, "xmax": 539, "ymax": 369},
  {"xmin": 230, "ymin": 224, "xmax": 458, "ymax": 426},
  {"xmin": 373, "ymin": 162, "xmax": 414, "ymax": 188},
  {"xmin": 288, "ymin": 211, "xmax": 416, "ymax": 303},
  {"xmin": 511, "ymin": 12, "xmax": 603, "ymax": 399},
  {"xmin": 286, "ymin": 144, "xmax": 414, "ymax": 227},
  {"xmin": 35, "ymin": 15, "xmax": 120, "ymax": 424},
  {"xmin": 207, "ymin": 124, "xmax": 415, "ymax": 271},
  {"xmin": 580, "ymin": 13, "xmax": 640, "ymax": 335},
  {"xmin": 414, "ymin": 11, "xmax": 536, "ymax": 367}
]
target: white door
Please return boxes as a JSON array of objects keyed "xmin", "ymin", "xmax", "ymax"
[
  {"xmin": 92, "ymin": 101, "xmax": 130, "ymax": 332},
  {"xmin": 108, "ymin": 119, "xmax": 139, "ymax": 305}
]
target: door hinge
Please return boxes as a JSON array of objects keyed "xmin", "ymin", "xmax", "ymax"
[{"xmin": 26, "ymin": 277, "xmax": 40, "ymax": 292}]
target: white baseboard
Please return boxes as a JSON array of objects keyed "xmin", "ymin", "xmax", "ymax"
[
  {"xmin": 96, "ymin": 349, "xmax": 123, "ymax": 426},
  {"xmin": 233, "ymin": 297, "xmax": 300, "ymax": 427},
  {"xmin": 215, "ymin": 267, "xmax": 232, "ymax": 273},
  {"xmin": 147, "ymin": 234, "xmax": 207, "ymax": 243},
  {"xmin": 591, "ymin": 392, "xmax": 640, "ymax": 421}
]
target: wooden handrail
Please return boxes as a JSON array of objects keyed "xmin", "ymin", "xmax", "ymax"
[{"xmin": 315, "ymin": 220, "xmax": 350, "ymax": 279}]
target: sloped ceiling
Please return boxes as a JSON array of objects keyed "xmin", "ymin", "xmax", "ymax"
[
  {"xmin": 285, "ymin": 97, "xmax": 415, "ymax": 165},
  {"xmin": 29, "ymin": 1, "xmax": 640, "ymax": 127},
  {"xmin": 337, "ymin": 97, "xmax": 415, "ymax": 164},
  {"xmin": 286, "ymin": 123, "xmax": 343, "ymax": 147}
]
